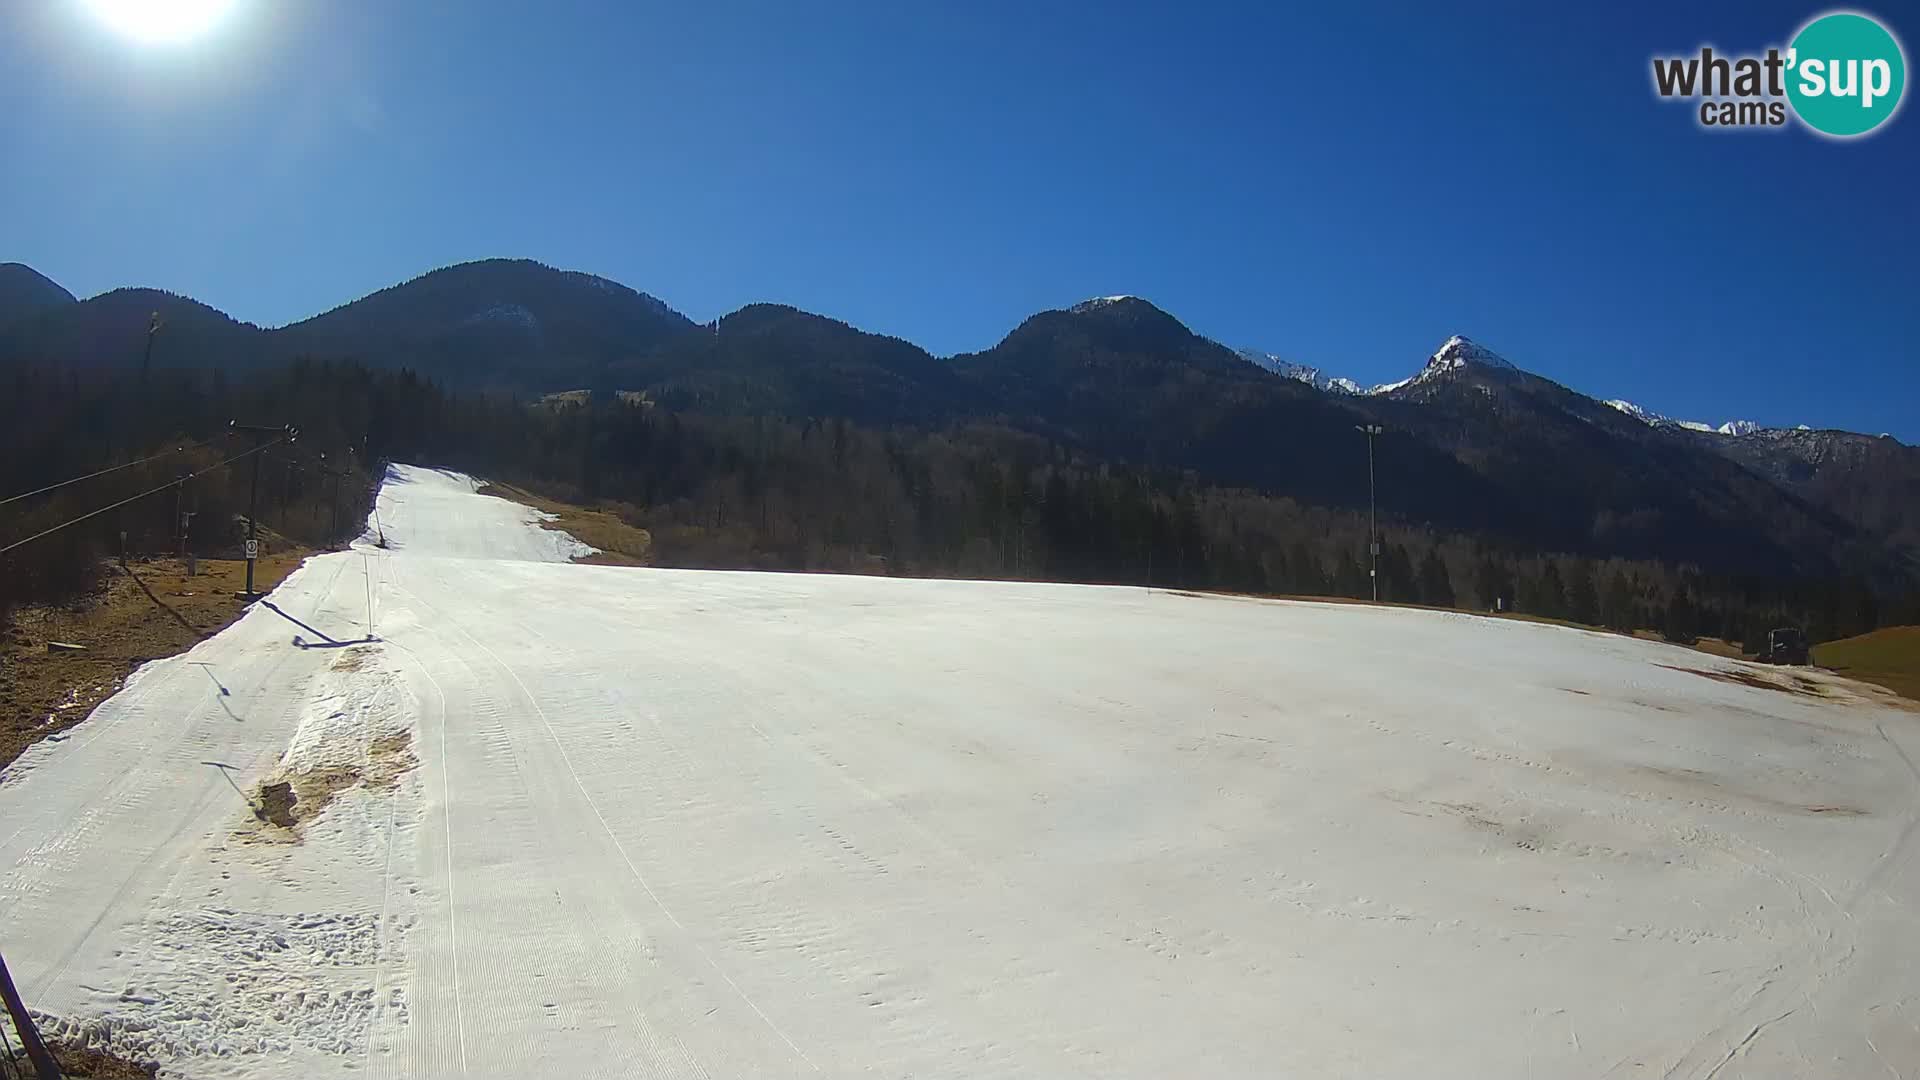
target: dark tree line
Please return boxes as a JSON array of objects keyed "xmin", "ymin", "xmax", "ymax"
[
  {"xmin": 463, "ymin": 393, "xmax": 1914, "ymax": 647},
  {"xmin": 0, "ymin": 360, "xmax": 415, "ymax": 617},
  {"xmin": 4, "ymin": 361, "xmax": 1914, "ymax": 649}
]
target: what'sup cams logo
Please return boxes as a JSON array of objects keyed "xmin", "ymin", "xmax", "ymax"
[{"xmin": 1652, "ymin": 10, "xmax": 1906, "ymax": 137}]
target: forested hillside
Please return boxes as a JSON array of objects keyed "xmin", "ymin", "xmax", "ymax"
[
  {"xmin": 7, "ymin": 261, "xmax": 1911, "ymax": 583},
  {"xmin": 3, "ymin": 258, "xmax": 1915, "ymax": 651},
  {"xmin": 4, "ymin": 359, "xmax": 1908, "ymax": 653}
]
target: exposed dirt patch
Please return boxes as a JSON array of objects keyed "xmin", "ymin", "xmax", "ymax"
[
  {"xmin": 0, "ymin": 1040, "xmax": 156, "ymax": 1079},
  {"xmin": 1559, "ymin": 687, "xmax": 1591, "ymax": 696},
  {"xmin": 244, "ymin": 731, "xmax": 417, "ymax": 842},
  {"xmin": 364, "ymin": 732, "xmax": 418, "ymax": 788},
  {"xmin": 1, "ymin": 553, "xmax": 312, "ymax": 770},
  {"xmin": 1658, "ymin": 663, "xmax": 1828, "ymax": 698},
  {"xmin": 257, "ymin": 780, "xmax": 299, "ymax": 827},
  {"xmin": 330, "ymin": 645, "xmax": 377, "ymax": 673},
  {"xmin": 474, "ymin": 481, "xmax": 651, "ymax": 566},
  {"xmin": 1632, "ymin": 632, "xmax": 1748, "ymax": 660}
]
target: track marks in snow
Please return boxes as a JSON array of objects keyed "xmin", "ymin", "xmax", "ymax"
[
  {"xmin": 456, "ymin": 615, "xmax": 820, "ymax": 1072},
  {"xmin": 376, "ymin": 628, "xmax": 469, "ymax": 1080},
  {"xmin": 387, "ymin": 569, "xmax": 813, "ymax": 1075},
  {"xmin": 12, "ymin": 465, "xmax": 1920, "ymax": 1079},
  {"xmin": 36, "ymin": 908, "xmax": 413, "ymax": 1062}
]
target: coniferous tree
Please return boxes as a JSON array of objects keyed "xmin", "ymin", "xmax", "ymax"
[
  {"xmin": 1473, "ymin": 556, "xmax": 1512, "ymax": 611},
  {"xmin": 1380, "ymin": 543, "xmax": 1417, "ymax": 604},
  {"xmin": 1663, "ymin": 589, "xmax": 1697, "ymax": 643},
  {"xmin": 1600, "ymin": 569, "xmax": 1636, "ymax": 631},
  {"xmin": 1564, "ymin": 563, "xmax": 1598, "ymax": 625},
  {"xmin": 1536, "ymin": 560, "xmax": 1567, "ymax": 619},
  {"xmin": 1417, "ymin": 548, "xmax": 1455, "ymax": 607}
]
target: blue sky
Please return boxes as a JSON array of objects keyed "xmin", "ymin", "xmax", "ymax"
[{"xmin": 3, "ymin": 0, "xmax": 1915, "ymax": 437}]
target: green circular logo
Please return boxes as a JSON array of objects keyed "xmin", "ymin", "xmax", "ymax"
[{"xmin": 1786, "ymin": 12, "xmax": 1907, "ymax": 137}]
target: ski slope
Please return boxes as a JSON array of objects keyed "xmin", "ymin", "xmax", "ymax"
[{"xmin": 4, "ymin": 464, "xmax": 1920, "ymax": 1079}]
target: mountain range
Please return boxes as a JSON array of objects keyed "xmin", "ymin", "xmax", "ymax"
[
  {"xmin": 3, "ymin": 258, "xmax": 1914, "ymax": 589},
  {"xmin": 1238, "ymin": 337, "xmax": 1841, "ymax": 441}
]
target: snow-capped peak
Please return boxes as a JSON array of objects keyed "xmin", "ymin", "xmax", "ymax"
[
  {"xmin": 1070, "ymin": 295, "xmax": 1138, "ymax": 313},
  {"xmin": 1604, "ymin": 399, "xmax": 1660, "ymax": 424},
  {"xmin": 1354, "ymin": 335, "xmax": 1518, "ymax": 395},
  {"xmin": 1604, "ymin": 399, "xmax": 1768, "ymax": 437},
  {"xmin": 1230, "ymin": 330, "xmax": 1852, "ymax": 441},
  {"xmin": 1234, "ymin": 337, "xmax": 1509, "ymax": 397},
  {"xmin": 1423, "ymin": 335, "xmax": 1517, "ymax": 375},
  {"xmin": 1234, "ymin": 348, "xmax": 1363, "ymax": 395}
]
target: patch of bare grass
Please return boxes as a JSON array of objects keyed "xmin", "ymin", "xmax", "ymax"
[{"xmin": 474, "ymin": 481, "xmax": 652, "ymax": 565}]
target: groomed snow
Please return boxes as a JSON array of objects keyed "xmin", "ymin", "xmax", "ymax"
[{"xmin": 5, "ymin": 464, "xmax": 1920, "ymax": 1077}]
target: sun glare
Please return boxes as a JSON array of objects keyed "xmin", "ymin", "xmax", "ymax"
[{"xmin": 80, "ymin": 0, "xmax": 238, "ymax": 44}]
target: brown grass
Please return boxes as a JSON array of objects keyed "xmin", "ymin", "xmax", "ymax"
[
  {"xmin": 474, "ymin": 481, "xmax": 652, "ymax": 566},
  {"xmin": 1, "ymin": 1040, "xmax": 155, "ymax": 1079},
  {"xmin": 1, "ymin": 552, "xmax": 311, "ymax": 770},
  {"xmin": 1814, "ymin": 626, "xmax": 1920, "ymax": 704},
  {"xmin": 1635, "ymin": 632, "xmax": 1747, "ymax": 659},
  {"xmin": 1656, "ymin": 662, "xmax": 1829, "ymax": 698}
]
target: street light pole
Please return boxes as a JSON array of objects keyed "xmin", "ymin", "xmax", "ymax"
[
  {"xmin": 141, "ymin": 311, "xmax": 162, "ymax": 387},
  {"xmin": 320, "ymin": 452, "xmax": 342, "ymax": 544},
  {"xmin": 1356, "ymin": 424, "xmax": 1383, "ymax": 602}
]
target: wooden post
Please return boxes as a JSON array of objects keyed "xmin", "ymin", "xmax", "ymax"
[{"xmin": 0, "ymin": 950, "xmax": 61, "ymax": 1080}]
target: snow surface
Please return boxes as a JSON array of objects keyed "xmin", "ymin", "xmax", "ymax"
[
  {"xmin": 360, "ymin": 465, "xmax": 597, "ymax": 563},
  {"xmin": 6, "ymin": 464, "xmax": 1920, "ymax": 1078}
]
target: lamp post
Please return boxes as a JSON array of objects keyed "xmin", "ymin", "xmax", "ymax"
[
  {"xmin": 1356, "ymin": 424, "xmax": 1383, "ymax": 602},
  {"xmin": 141, "ymin": 310, "xmax": 163, "ymax": 386}
]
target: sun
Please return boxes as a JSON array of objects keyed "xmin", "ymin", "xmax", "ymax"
[{"xmin": 79, "ymin": 0, "xmax": 238, "ymax": 44}]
